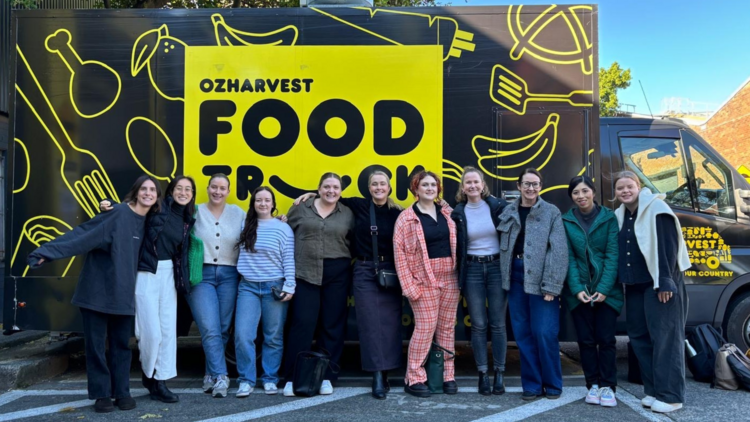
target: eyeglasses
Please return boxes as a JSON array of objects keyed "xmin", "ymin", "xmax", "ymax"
[{"xmin": 520, "ymin": 182, "xmax": 540, "ymax": 189}]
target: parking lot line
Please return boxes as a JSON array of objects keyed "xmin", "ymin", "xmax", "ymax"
[
  {"xmin": 468, "ymin": 387, "xmax": 587, "ymax": 422},
  {"xmin": 616, "ymin": 389, "xmax": 672, "ymax": 422},
  {"xmin": 0, "ymin": 398, "xmax": 94, "ymax": 422}
]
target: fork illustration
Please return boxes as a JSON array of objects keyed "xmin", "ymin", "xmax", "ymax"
[
  {"xmin": 17, "ymin": 46, "xmax": 119, "ymax": 218},
  {"xmin": 490, "ymin": 64, "xmax": 593, "ymax": 115}
]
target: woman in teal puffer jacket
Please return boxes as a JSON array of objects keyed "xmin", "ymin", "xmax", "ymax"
[{"xmin": 562, "ymin": 176, "xmax": 622, "ymax": 408}]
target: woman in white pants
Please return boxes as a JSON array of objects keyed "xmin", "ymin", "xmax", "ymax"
[{"xmin": 102, "ymin": 175, "xmax": 196, "ymax": 402}]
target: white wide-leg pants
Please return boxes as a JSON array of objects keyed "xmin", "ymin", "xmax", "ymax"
[{"xmin": 135, "ymin": 260, "xmax": 177, "ymax": 380}]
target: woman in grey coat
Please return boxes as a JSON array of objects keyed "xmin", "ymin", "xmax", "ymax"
[{"xmin": 497, "ymin": 168, "xmax": 568, "ymax": 401}]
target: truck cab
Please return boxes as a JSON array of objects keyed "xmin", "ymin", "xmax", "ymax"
[{"xmin": 599, "ymin": 117, "xmax": 750, "ymax": 349}]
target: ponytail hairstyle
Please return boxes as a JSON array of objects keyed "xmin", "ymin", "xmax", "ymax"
[
  {"xmin": 237, "ymin": 186, "xmax": 277, "ymax": 253},
  {"xmin": 368, "ymin": 170, "xmax": 401, "ymax": 210}
]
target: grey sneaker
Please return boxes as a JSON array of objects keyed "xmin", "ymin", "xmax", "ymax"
[
  {"xmin": 236, "ymin": 382, "xmax": 253, "ymax": 398},
  {"xmin": 212, "ymin": 375, "xmax": 229, "ymax": 398},
  {"xmin": 202, "ymin": 375, "xmax": 214, "ymax": 394},
  {"xmin": 264, "ymin": 382, "xmax": 278, "ymax": 395}
]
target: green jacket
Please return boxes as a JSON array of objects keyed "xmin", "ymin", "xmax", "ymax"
[{"xmin": 562, "ymin": 206, "xmax": 623, "ymax": 313}]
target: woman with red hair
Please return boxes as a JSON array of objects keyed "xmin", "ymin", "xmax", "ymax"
[{"xmin": 393, "ymin": 171, "xmax": 459, "ymax": 398}]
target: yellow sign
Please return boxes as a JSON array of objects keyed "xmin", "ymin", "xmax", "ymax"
[
  {"xmin": 682, "ymin": 226, "xmax": 733, "ymax": 278},
  {"xmin": 184, "ymin": 45, "xmax": 443, "ymax": 211}
]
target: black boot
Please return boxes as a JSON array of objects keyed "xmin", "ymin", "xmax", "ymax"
[
  {"xmin": 151, "ymin": 380, "xmax": 180, "ymax": 403},
  {"xmin": 372, "ymin": 371, "xmax": 387, "ymax": 400},
  {"xmin": 383, "ymin": 370, "xmax": 391, "ymax": 393},
  {"xmin": 404, "ymin": 382, "xmax": 431, "ymax": 398},
  {"xmin": 478, "ymin": 372, "xmax": 491, "ymax": 396},
  {"xmin": 142, "ymin": 371, "xmax": 155, "ymax": 394},
  {"xmin": 493, "ymin": 372, "xmax": 505, "ymax": 395}
]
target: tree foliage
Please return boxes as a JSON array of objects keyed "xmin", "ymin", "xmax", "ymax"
[{"xmin": 599, "ymin": 61, "xmax": 632, "ymax": 117}]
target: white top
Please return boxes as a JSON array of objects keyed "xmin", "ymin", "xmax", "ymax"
[
  {"xmin": 465, "ymin": 200, "xmax": 501, "ymax": 255},
  {"xmin": 237, "ymin": 218, "xmax": 296, "ymax": 294},
  {"xmin": 194, "ymin": 203, "xmax": 246, "ymax": 266}
]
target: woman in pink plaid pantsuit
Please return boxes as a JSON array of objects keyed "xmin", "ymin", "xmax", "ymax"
[{"xmin": 394, "ymin": 171, "xmax": 459, "ymax": 398}]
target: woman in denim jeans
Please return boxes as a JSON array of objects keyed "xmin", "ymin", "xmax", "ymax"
[
  {"xmin": 234, "ymin": 187, "xmax": 295, "ymax": 397},
  {"xmin": 450, "ymin": 167, "xmax": 508, "ymax": 396},
  {"xmin": 189, "ymin": 174, "xmax": 246, "ymax": 398}
]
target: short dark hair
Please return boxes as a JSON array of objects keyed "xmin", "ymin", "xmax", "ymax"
[
  {"xmin": 517, "ymin": 168, "xmax": 543, "ymax": 184},
  {"xmin": 123, "ymin": 174, "xmax": 162, "ymax": 214},
  {"xmin": 567, "ymin": 175, "xmax": 596, "ymax": 198}
]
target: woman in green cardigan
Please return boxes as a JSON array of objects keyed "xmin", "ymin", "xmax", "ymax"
[{"xmin": 562, "ymin": 176, "xmax": 622, "ymax": 408}]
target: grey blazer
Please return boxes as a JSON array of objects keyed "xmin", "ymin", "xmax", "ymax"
[{"xmin": 497, "ymin": 197, "xmax": 568, "ymax": 296}]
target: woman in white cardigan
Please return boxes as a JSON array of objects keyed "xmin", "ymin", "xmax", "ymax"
[{"xmin": 613, "ymin": 171, "xmax": 690, "ymax": 414}]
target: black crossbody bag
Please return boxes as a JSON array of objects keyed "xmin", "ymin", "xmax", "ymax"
[{"xmin": 370, "ymin": 201, "xmax": 400, "ymax": 289}]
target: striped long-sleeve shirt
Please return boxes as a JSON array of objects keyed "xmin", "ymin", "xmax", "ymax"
[{"xmin": 237, "ymin": 218, "xmax": 296, "ymax": 294}]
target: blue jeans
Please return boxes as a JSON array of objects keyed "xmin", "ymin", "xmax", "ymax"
[
  {"xmin": 235, "ymin": 279, "xmax": 288, "ymax": 386},
  {"xmin": 508, "ymin": 259, "xmax": 562, "ymax": 395},
  {"xmin": 464, "ymin": 260, "xmax": 508, "ymax": 373},
  {"xmin": 188, "ymin": 265, "xmax": 239, "ymax": 377}
]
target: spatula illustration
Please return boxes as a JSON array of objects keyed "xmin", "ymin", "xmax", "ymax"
[{"xmin": 490, "ymin": 64, "xmax": 592, "ymax": 115}]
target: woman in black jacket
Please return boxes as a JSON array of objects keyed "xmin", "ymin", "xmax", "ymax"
[
  {"xmin": 450, "ymin": 166, "xmax": 508, "ymax": 395},
  {"xmin": 28, "ymin": 175, "xmax": 159, "ymax": 413},
  {"xmin": 101, "ymin": 175, "xmax": 197, "ymax": 403}
]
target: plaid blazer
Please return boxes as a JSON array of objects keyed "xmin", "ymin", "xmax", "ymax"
[{"xmin": 393, "ymin": 204, "xmax": 457, "ymax": 301}]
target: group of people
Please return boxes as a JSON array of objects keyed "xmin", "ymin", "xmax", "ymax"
[{"xmin": 26, "ymin": 166, "xmax": 690, "ymax": 415}]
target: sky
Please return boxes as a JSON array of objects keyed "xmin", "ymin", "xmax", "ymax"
[{"xmin": 455, "ymin": 0, "xmax": 750, "ymax": 115}]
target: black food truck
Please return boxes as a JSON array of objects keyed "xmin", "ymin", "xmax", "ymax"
[{"xmin": 4, "ymin": 5, "xmax": 750, "ymax": 351}]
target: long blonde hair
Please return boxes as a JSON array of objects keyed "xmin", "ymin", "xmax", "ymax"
[
  {"xmin": 455, "ymin": 166, "xmax": 490, "ymax": 202},
  {"xmin": 368, "ymin": 170, "xmax": 402, "ymax": 210}
]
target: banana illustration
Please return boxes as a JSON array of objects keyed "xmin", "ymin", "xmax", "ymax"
[
  {"xmin": 212, "ymin": 14, "xmax": 299, "ymax": 47},
  {"xmin": 472, "ymin": 113, "xmax": 560, "ymax": 181}
]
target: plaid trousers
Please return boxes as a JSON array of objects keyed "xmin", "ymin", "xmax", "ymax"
[{"xmin": 405, "ymin": 257, "xmax": 460, "ymax": 385}]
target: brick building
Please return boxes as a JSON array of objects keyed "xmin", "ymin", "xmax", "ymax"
[{"xmin": 695, "ymin": 77, "xmax": 750, "ymax": 179}]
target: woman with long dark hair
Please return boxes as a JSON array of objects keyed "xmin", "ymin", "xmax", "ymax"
[
  {"xmin": 29, "ymin": 175, "xmax": 159, "ymax": 413},
  {"xmin": 234, "ymin": 187, "xmax": 295, "ymax": 397}
]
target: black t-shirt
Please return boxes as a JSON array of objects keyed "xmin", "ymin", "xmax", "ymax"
[
  {"xmin": 413, "ymin": 203, "xmax": 451, "ymax": 259},
  {"xmin": 339, "ymin": 197, "xmax": 402, "ymax": 259},
  {"xmin": 513, "ymin": 205, "xmax": 532, "ymax": 256},
  {"xmin": 156, "ymin": 202, "xmax": 186, "ymax": 260}
]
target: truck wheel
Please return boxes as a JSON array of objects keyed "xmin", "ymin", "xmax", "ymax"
[{"xmin": 725, "ymin": 292, "xmax": 750, "ymax": 351}]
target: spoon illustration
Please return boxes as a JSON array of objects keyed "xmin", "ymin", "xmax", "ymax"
[{"xmin": 45, "ymin": 29, "xmax": 122, "ymax": 118}]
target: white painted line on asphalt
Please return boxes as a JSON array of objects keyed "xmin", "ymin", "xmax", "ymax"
[
  {"xmin": 617, "ymin": 389, "xmax": 672, "ymax": 422},
  {"xmin": 194, "ymin": 387, "xmax": 371, "ymax": 422},
  {"xmin": 468, "ymin": 387, "xmax": 588, "ymax": 422},
  {"xmin": 55, "ymin": 374, "xmax": 588, "ymax": 383},
  {"xmin": 0, "ymin": 398, "xmax": 94, "ymax": 421},
  {"xmin": 0, "ymin": 391, "xmax": 23, "ymax": 408}
]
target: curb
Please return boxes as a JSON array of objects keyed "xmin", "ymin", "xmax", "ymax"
[{"xmin": 0, "ymin": 336, "xmax": 84, "ymax": 391}]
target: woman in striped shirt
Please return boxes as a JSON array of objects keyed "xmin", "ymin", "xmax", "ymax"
[{"xmin": 234, "ymin": 186, "xmax": 296, "ymax": 397}]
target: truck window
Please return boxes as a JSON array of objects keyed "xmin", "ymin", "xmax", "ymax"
[
  {"xmin": 619, "ymin": 136, "xmax": 693, "ymax": 210},
  {"xmin": 684, "ymin": 134, "xmax": 736, "ymax": 219}
]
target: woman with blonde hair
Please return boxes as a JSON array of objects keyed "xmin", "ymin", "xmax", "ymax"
[
  {"xmin": 613, "ymin": 170, "xmax": 690, "ymax": 413},
  {"xmin": 295, "ymin": 170, "xmax": 403, "ymax": 399}
]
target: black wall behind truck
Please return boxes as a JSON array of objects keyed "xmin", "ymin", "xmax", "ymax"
[{"xmin": 5, "ymin": 6, "xmax": 601, "ymax": 340}]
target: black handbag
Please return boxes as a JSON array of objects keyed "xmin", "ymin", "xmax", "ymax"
[
  {"xmin": 292, "ymin": 350, "xmax": 339, "ymax": 397},
  {"xmin": 424, "ymin": 342, "xmax": 455, "ymax": 394},
  {"xmin": 370, "ymin": 201, "xmax": 399, "ymax": 289}
]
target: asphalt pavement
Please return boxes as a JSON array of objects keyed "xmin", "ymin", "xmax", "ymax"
[{"xmin": 0, "ymin": 338, "xmax": 746, "ymax": 421}]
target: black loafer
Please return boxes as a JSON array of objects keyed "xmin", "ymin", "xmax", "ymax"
[
  {"xmin": 404, "ymin": 382, "xmax": 431, "ymax": 398},
  {"xmin": 521, "ymin": 391, "xmax": 541, "ymax": 401},
  {"xmin": 545, "ymin": 391, "xmax": 561, "ymax": 400},
  {"xmin": 114, "ymin": 396, "xmax": 137, "ymax": 410},
  {"xmin": 443, "ymin": 380, "xmax": 458, "ymax": 395},
  {"xmin": 94, "ymin": 398, "xmax": 115, "ymax": 413},
  {"xmin": 151, "ymin": 380, "xmax": 180, "ymax": 403},
  {"xmin": 492, "ymin": 372, "xmax": 506, "ymax": 395},
  {"xmin": 478, "ymin": 372, "xmax": 491, "ymax": 396}
]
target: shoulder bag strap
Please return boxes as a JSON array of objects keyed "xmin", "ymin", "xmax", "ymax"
[{"xmin": 370, "ymin": 201, "xmax": 379, "ymax": 274}]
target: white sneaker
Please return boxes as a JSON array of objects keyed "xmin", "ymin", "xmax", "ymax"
[
  {"xmin": 264, "ymin": 383, "xmax": 278, "ymax": 395},
  {"xmin": 319, "ymin": 380, "xmax": 333, "ymax": 395},
  {"xmin": 651, "ymin": 400, "xmax": 683, "ymax": 413},
  {"xmin": 283, "ymin": 382, "xmax": 295, "ymax": 397},
  {"xmin": 202, "ymin": 375, "xmax": 214, "ymax": 393},
  {"xmin": 641, "ymin": 395, "xmax": 656, "ymax": 408},
  {"xmin": 585, "ymin": 385, "xmax": 600, "ymax": 404},
  {"xmin": 212, "ymin": 375, "xmax": 229, "ymax": 398},
  {"xmin": 598, "ymin": 387, "xmax": 617, "ymax": 407},
  {"xmin": 236, "ymin": 382, "xmax": 253, "ymax": 398}
]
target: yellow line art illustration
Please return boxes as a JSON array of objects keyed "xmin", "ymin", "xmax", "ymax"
[
  {"xmin": 44, "ymin": 29, "xmax": 122, "ymax": 118},
  {"xmin": 508, "ymin": 4, "xmax": 594, "ymax": 75},
  {"xmin": 311, "ymin": 7, "xmax": 475, "ymax": 61},
  {"xmin": 490, "ymin": 64, "xmax": 592, "ymax": 115},
  {"xmin": 739, "ymin": 165, "xmax": 750, "ymax": 182},
  {"xmin": 10, "ymin": 216, "xmax": 76, "ymax": 277},
  {"xmin": 211, "ymin": 14, "xmax": 299, "ymax": 47},
  {"xmin": 17, "ymin": 46, "xmax": 120, "ymax": 218},
  {"xmin": 126, "ymin": 117, "xmax": 177, "ymax": 182},
  {"xmin": 472, "ymin": 113, "xmax": 560, "ymax": 181},
  {"xmin": 442, "ymin": 159, "xmax": 464, "ymax": 173},
  {"xmin": 131, "ymin": 24, "xmax": 188, "ymax": 102},
  {"xmin": 13, "ymin": 138, "xmax": 30, "ymax": 194},
  {"xmin": 540, "ymin": 148, "xmax": 594, "ymax": 195},
  {"xmin": 444, "ymin": 174, "xmax": 462, "ymax": 183}
]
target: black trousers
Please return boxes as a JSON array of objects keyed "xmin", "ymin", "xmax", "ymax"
[
  {"xmin": 80, "ymin": 307, "xmax": 134, "ymax": 400},
  {"xmin": 283, "ymin": 258, "xmax": 351, "ymax": 382},
  {"xmin": 352, "ymin": 261, "xmax": 403, "ymax": 372},
  {"xmin": 625, "ymin": 281, "xmax": 688, "ymax": 404},
  {"xmin": 571, "ymin": 302, "xmax": 618, "ymax": 390}
]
